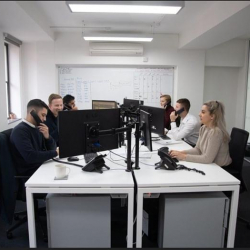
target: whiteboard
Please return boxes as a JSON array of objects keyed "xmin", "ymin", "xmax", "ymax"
[{"xmin": 59, "ymin": 67, "xmax": 174, "ymax": 110}]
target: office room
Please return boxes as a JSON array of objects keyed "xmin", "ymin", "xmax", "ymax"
[{"xmin": 1, "ymin": 0, "xmax": 250, "ymax": 248}]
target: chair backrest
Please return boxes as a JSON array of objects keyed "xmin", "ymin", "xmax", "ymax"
[
  {"xmin": 0, "ymin": 128, "xmax": 18, "ymax": 225},
  {"xmin": 229, "ymin": 127, "xmax": 249, "ymax": 173}
]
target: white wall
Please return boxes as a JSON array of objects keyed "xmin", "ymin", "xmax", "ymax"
[
  {"xmin": 20, "ymin": 42, "xmax": 37, "ymax": 118},
  {"xmin": 237, "ymin": 41, "xmax": 249, "ymax": 131},
  {"xmin": 9, "ymin": 33, "xmax": 248, "ymax": 132},
  {"xmin": 54, "ymin": 33, "xmax": 205, "ymax": 117},
  {"xmin": 204, "ymin": 67, "xmax": 240, "ymax": 133},
  {"xmin": 205, "ymin": 39, "xmax": 247, "ymax": 67},
  {"xmin": 204, "ymin": 39, "xmax": 249, "ymax": 132},
  {"xmin": 19, "ymin": 33, "xmax": 206, "ymax": 119},
  {"xmin": 36, "ymin": 41, "xmax": 57, "ymax": 104}
]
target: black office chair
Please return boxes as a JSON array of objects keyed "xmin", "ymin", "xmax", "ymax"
[
  {"xmin": 0, "ymin": 128, "xmax": 47, "ymax": 241},
  {"xmin": 222, "ymin": 127, "xmax": 250, "ymax": 228}
]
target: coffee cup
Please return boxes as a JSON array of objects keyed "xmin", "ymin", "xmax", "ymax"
[{"xmin": 55, "ymin": 164, "xmax": 70, "ymax": 179}]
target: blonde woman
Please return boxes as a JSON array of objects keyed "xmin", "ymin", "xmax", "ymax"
[{"xmin": 170, "ymin": 101, "xmax": 232, "ymax": 167}]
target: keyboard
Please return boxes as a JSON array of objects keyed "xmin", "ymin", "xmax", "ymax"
[
  {"xmin": 84, "ymin": 152, "xmax": 98, "ymax": 163},
  {"xmin": 160, "ymin": 135, "xmax": 171, "ymax": 140}
]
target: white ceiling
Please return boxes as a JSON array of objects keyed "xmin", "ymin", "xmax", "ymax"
[{"xmin": 0, "ymin": 1, "xmax": 250, "ymax": 49}]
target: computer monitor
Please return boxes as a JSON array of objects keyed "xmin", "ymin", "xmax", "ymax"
[
  {"xmin": 92, "ymin": 100, "xmax": 118, "ymax": 110},
  {"xmin": 123, "ymin": 98, "xmax": 144, "ymax": 112},
  {"xmin": 140, "ymin": 110, "xmax": 152, "ymax": 152},
  {"xmin": 140, "ymin": 105, "xmax": 165, "ymax": 136},
  {"xmin": 58, "ymin": 109, "xmax": 120, "ymax": 158}
]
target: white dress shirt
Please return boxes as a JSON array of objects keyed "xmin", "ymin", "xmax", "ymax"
[{"xmin": 168, "ymin": 113, "xmax": 200, "ymax": 145}]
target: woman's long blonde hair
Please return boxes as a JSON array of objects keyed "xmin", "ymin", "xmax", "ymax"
[{"xmin": 203, "ymin": 100, "xmax": 230, "ymax": 142}]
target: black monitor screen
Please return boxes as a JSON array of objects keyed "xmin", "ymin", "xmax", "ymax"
[
  {"xmin": 140, "ymin": 105, "xmax": 165, "ymax": 136},
  {"xmin": 92, "ymin": 100, "xmax": 118, "ymax": 109},
  {"xmin": 140, "ymin": 110, "xmax": 152, "ymax": 152},
  {"xmin": 58, "ymin": 109, "xmax": 120, "ymax": 158},
  {"xmin": 123, "ymin": 98, "xmax": 144, "ymax": 111}
]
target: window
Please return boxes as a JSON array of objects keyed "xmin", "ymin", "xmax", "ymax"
[
  {"xmin": 4, "ymin": 43, "xmax": 10, "ymax": 118},
  {"xmin": 3, "ymin": 34, "xmax": 22, "ymax": 120}
]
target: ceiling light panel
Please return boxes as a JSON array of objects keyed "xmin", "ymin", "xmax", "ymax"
[
  {"xmin": 84, "ymin": 37, "xmax": 153, "ymax": 42},
  {"xmin": 67, "ymin": 1, "xmax": 184, "ymax": 14}
]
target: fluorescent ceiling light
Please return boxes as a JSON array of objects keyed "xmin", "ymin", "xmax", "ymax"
[
  {"xmin": 83, "ymin": 33, "xmax": 153, "ymax": 42},
  {"xmin": 84, "ymin": 37, "xmax": 153, "ymax": 42},
  {"xmin": 67, "ymin": 1, "xmax": 184, "ymax": 14}
]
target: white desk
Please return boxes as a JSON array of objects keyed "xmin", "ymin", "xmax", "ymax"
[
  {"xmin": 25, "ymin": 136, "xmax": 240, "ymax": 248},
  {"xmin": 134, "ymin": 137, "xmax": 240, "ymax": 248},
  {"xmin": 25, "ymin": 156, "xmax": 134, "ymax": 248}
]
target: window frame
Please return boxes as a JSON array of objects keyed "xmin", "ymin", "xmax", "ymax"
[{"xmin": 4, "ymin": 42, "xmax": 11, "ymax": 119}]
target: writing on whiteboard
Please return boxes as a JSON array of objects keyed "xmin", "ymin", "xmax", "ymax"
[
  {"xmin": 59, "ymin": 68, "xmax": 72, "ymax": 74},
  {"xmin": 59, "ymin": 67, "xmax": 174, "ymax": 110}
]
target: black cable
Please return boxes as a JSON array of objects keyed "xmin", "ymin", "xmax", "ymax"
[
  {"xmin": 140, "ymin": 150, "xmax": 158, "ymax": 152},
  {"xmin": 52, "ymin": 158, "xmax": 83, "ymax": 168},
  {"xmin": 109, "ymin": 150, "xmax": 127, "ymax": 159},
  {"xmin": 105, "ymin": 156, "xmax": 127, "ymax": 168},
  {"xmin": 104, "ymin": 168, "xmax": 126, "ymax": 171},
  {"xmin": 110, "ymin": 153, "xmax": 125, "ymax": 162},
  {"xmin": 176, "ymin": 164, "xmax": 206, "ymax": 175},
  {"xmin": 139, "ymin": 161, "xmax": 155, "ymax": 167}
]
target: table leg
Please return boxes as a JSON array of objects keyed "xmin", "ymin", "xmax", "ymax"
[
  {"xmin": 136, "ymin": 190, "xmax": 143, "ymax": 248},
  {"xmin": 227, "ymin": 185, "xmax": 240, "ymax": 247},
  {"xmin": 127, "ymin": 189, "xmax": 134, "ymax": 248},
  {"xmin": 26, "ymin": 188, "xmax": 37, "ymax": 248}
]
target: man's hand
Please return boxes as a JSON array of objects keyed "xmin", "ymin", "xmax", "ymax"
[
  {"xmin": 38, "ymin": 123, "xmax": 50, "ymax": 139},
  {"xmin": 72, "ymin": 106, "xmax": 78, "ymax": 111},
  {"xmin": 56, "ymin": 147, "xmax": 59, "ymax": 156},
  {"xmin": 170, "ymin": 111, "xmax": 178, "ymax": 122}
]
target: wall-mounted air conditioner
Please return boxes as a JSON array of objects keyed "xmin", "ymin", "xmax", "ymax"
[{"xmin": 89, "ymin": 42, "xmax": 143, "ymax": 56}]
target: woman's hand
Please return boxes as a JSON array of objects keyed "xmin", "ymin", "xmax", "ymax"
[{"xmin": 169, "ymin": 150, "xmax": 187, "ymax": 160}]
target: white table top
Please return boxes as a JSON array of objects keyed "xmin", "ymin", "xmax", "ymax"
[
  {"xmin": 25, "ymin": 154, "xmax": 134, "ymax": 188},
  {"xmin": 133, "ymin": 135, "xmax": 240, "ymax": 188},
  {"xmin": 25, "ymin": 133, "xmax": 239, "ymax": 189}
]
